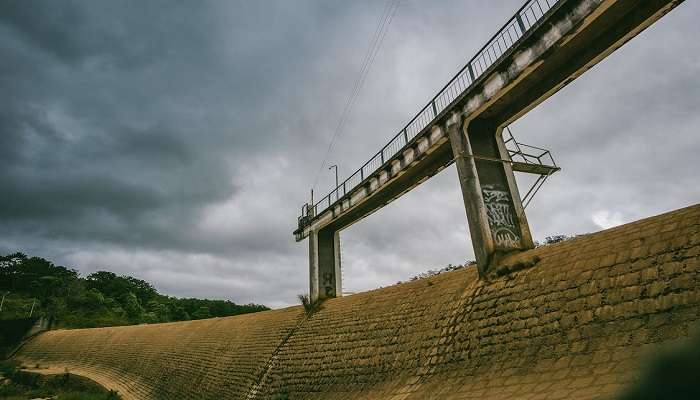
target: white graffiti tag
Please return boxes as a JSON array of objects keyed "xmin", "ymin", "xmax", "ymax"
[
  {"xmin": 482, "ymin": 188, "xmax": 510, "ymax": 203},
  {"xmin": 494, "ymin": 228, "xmax": 520, "ymax": 248},
  {"xmin": 484, "ymin": 202, "xmax": 517, "ymax": 228},
  {"xmin": 482, "ymin": 186, "xmax": 521, "ymax": 248}
]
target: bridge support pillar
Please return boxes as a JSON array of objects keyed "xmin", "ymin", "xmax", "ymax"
[
  {"xmin": 447, "ymin": 113, "xmax": 534, "ymax": 276},
  {"xmin": 309, "ymin": 227, "xmax": 342, "ymax": 303}
]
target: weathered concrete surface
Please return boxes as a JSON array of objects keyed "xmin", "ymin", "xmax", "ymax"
[
  {"xmin": 14, "ymin": 203, "xmax": 700, "ymax": 399},
  {"xmin": 447, "ymin": 114, "xmax": 534, "ymax": 276},
  {"xmin": 308, "ymin": 227, "xmax": 342, "ymax": 302}
]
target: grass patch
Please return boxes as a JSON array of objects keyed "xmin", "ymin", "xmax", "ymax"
[
  {"xmin": 0, "ymin": 360, "xmax": 119, "ymax": 400},
  {"xmin": 297, "ymin": 294, "xmax": 321, "ymax": 317}
]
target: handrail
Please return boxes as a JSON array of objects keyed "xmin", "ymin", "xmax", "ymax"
[
  {"xmin": 302, "ymin": 0, "xmax": 560, "ymax": 223},
  {"xmin": 504, "ymin": 127, "xmax": 557, "ymax": 169}
]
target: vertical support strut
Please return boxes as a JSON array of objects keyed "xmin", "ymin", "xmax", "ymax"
[
  {"xmin": 309, "ymin": 227, "xmax": 342, "ymax": 303},
  {"xmin": 446, "ymin": 112, "xmax": 534, "ymax": 276}
]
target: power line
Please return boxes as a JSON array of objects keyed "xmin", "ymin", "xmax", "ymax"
[
  {"xmin": 311, "ymin": 0, "xmax": 401, "ymax": 194},
  {"xmin": 312, "ymin": 1, "xmax": 396, "ymax": 190}
]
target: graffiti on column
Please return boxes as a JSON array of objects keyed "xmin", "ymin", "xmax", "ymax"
[
  {"xmin": 322, "ymin": 272, "xmax": 335, "ymax": 297},
  {"xmin": 482, "ymin": 184, "xmax": 521, "ymax": 248}
]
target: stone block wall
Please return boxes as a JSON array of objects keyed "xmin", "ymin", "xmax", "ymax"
[
  {"xmin": 16, "ymin": 307, "xmax": 303, "ymax": 399},
  {"xmin": 14, "ymin": 204, "xmax": 700, "ymax": 400}
]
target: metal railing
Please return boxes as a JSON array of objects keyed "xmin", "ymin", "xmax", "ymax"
[
  {"xmin": 503, "ymin": 127, "xmax": 559, "ymax": 208},
  {"xmin": 504, "ymin": 127, "xmax": 558, "ymax": 169},
  {"xmin": 301, "ymin": 0, "xmax": 560, "ymax": 225}
]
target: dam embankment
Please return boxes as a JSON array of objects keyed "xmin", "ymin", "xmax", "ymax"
[{"xmin": 13, "ymin": 203, "xmax": 700, "ymax": 400}]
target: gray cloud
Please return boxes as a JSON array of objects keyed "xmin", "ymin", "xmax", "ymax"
[{"xmin": 1, "ymin": 0, "xmax": 698, "ymax": 308}]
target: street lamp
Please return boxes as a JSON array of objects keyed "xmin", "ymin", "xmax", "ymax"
[
  {"xmin": 0, "ymin": 291, "xmax": 8, "ymax": 312},
  {"xmin": 329, "ymin": 165, "xmax": 339, "ymax": 200}
]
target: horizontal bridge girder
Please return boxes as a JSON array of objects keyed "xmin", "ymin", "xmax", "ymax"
[{"xmin": 295, "ymin": 128, "xmax": 452, "ymax": 241}]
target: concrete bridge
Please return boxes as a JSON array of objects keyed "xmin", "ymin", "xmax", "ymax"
[{"xmin": 294, "ymin": 0, "xmax": 685, "ymax": 302}]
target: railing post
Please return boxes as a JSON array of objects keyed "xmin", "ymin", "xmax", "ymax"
[
  {"xmin": 360, "ymin": 169, "xmax": 364, "ymax": 181},
  {"xmin": 431, "ymin": 100, "xmax": 438, "ymax": 117},
  {"xmin": 467, "ymin": 63, "xmax": 476, "ymax": 82},
  {"xmin": 403, "ymin": 129, "xmax": 408, "ymax": 144},
  {"xmin": 515, "ymin": 14, "xmax": 526, "ymax": 34},
  {"xmin": 380, "ymin": 151, "xmax": 385, "ymax": 164}
]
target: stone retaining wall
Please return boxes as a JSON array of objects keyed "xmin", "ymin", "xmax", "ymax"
[{"xmin": 14, "ymin": 204, "xmax": 700, "ymax": 400}]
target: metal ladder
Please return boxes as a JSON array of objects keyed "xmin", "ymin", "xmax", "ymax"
[{"xmin": 504, "ymin": 127, "xmax": 560, "ymax": 208}]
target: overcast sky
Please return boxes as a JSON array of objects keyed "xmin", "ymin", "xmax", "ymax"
[{"xmin": 1, "ymin": 1, "xmax": 698, "ymax": 308}]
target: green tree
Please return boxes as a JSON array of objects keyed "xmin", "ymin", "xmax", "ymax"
[
  {"xmin": 192, "ymin": 306, "xmax": 211, "ymax": 320},
  {"xmin": 120, "ymin": 293, "xmax": 143, "ymax": 320},
  {"xmin": 1, "ymin": 252, "xmax": 269, "ymax": 328},
  {"xmin": 170, "ymin": 305, "xmax": 190, "ymax": 321}
]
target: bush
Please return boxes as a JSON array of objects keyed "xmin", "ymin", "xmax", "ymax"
[
  {"xmin": 397, "ymin": 261, "xmax": 476, "ymax": 284},
  {"xmin": 0, "ymin": 359, "xmax": 20, "ymax": 378},
  {"xmin": 298, "ymin": 294, "xmax": 320, "ymax": 316},
  {"xmin": 0, "ymin": 366, "xmax": 122, "ymax": 400}
]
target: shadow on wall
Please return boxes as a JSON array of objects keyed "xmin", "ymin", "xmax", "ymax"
[
  {"xmin": 619, "ymin": 328, "xmax": 700, "ymax": 400},
  {"xmin": 0, "ymin": 360, "xmax": 120, "ymax": 399},
  {"xmin": 0, "ymin": 317, "xmax": 51, "ymax": 359}
]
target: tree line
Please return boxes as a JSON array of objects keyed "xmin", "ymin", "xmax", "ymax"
[{"xmin": 0, "ymin": 252, "xmax": 268, "ymax": 328}]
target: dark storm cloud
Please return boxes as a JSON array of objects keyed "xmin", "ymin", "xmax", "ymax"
[
  {"xmin": 0, "ymin": 1, "xmax": 286, "ymax": 250},
  {"xmin": 0, "ymin": 1, "xmax": 177, "ymax": 72},
  {"xmin": 0, "ymin": 0, "xmax": 379, "ymax": 306},
  {"xmin": 0, "ymin": 2, "xmax": 95, "ymax": 63},
  {"xmin": 0, "ymin": 0, "xmax": 697, "ymax": 307}
]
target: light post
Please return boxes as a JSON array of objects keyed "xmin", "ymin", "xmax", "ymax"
[
  {"xmin": 329, "ymin": 165, "xmax": 339, "ymax": 200},
  {"xmin": 0, "ymin": 291, "xmax": 8, "ymax": 312}
]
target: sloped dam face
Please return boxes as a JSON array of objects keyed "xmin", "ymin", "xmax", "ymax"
[{"xmin": 13, "ymin": 204, "xmax": 700, "ymax": 400}]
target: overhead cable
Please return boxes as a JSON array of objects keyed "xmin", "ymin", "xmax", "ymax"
[{"xmin": 311, "ymin": 0, "xmax": 401, "ymax": 194}]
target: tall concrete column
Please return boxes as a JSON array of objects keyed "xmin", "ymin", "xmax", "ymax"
[
  {"xmin": 309, "ymin": 227, "xmax": 342, "ymax": 303},
  {"xmin": 447, "ymin": 112, "xmax": 533, "ymax": 276}
]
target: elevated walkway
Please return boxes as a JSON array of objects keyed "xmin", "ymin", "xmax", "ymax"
[
  {"xmin": 14, "ymin": 203, "xmax": 700, "ymax": 400},
  {"xmin": 295, "ymin": 0, "xmax": 684, "ymax": 242},
  {"xmin": 295, "ymin": 0, "xmax": 685, "ymax": 301}
]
